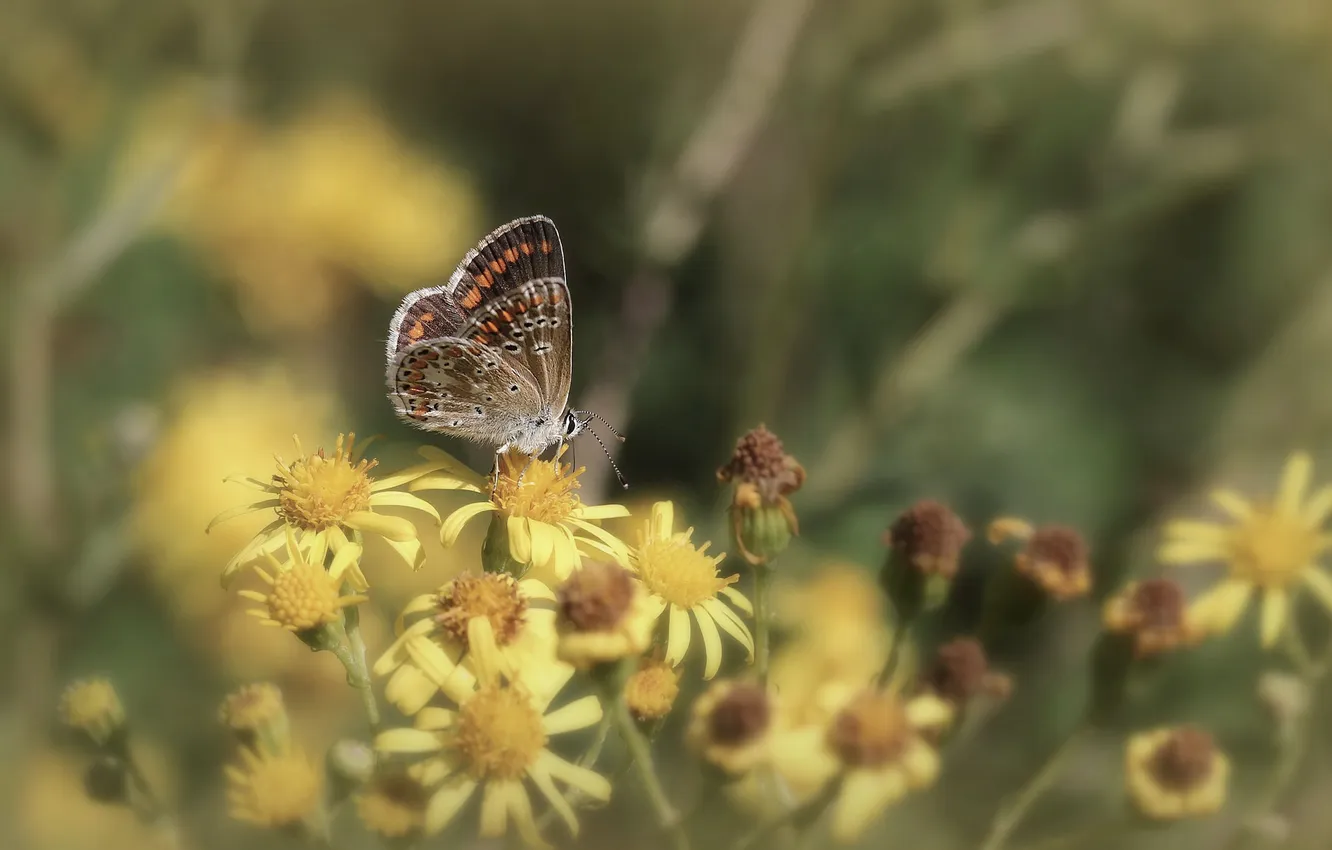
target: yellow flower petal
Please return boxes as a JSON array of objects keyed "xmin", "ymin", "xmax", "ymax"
[
  {"xmin": 1277, "ymin": 453, "xmax": 1313, "ymax": 517},
  {"xmin": 702, "ymin": 598, "xmax": 754, "ymax": 658},
  {"xmin": 505, "ymin": 781, "xmax": 548, "ymax": 849},
  {"xmin": 375, "ymin": 728, "xmax": 444, "ymax": 754},
  {"xmin": 1162, "ymin": 520, "xmax": 1229, "ymax": 543},
  {"xmin": 527, "ymin": 519, "xmax": 558, "ymax": 568},
  {"xmin": 410, "ymin": 471, "xmax": 487, "ymax": 493},
  {"xmin": 694, "ymin": 606, "xmax": 724, "ymax": 680},
  {"xmin": 1302, "ymin": 568, "xmax": 1332, "ymax": 614},
  {"xmin": 575, "ymin": 503, "xmax": 631, "ymax": 520},
  {"xmin": 1260, "ymin": 589, "xmax": 1289, "ymax": 649},
  {"xmin": 327, "ymin": 542, "xmax": 363, "ymax": 583},
  {"xmin": 368, "ymin": 490, "xmax": 442, "ymax": 524},
  {"xmin": 904, "ymin": 694, "xmax": 954, "ymax": 731},
  {"xmin": 721, "ymin": 586, "xmax": 754, "ymax": 615},
  {"xmin": 1209, "ymin": 489, "xmax": 1253, "ymax": 521},
  {"xmin": 650, "ymin": 501, "xmax": 674, "ymax": 540},
  {"xmin": 425, "ymin": 777, "xmax": 478, "ymax": 835},
  {"xmin": 384, "ymin": 665, "xmax": 439, "ymax": 716},
  {"xmin": 346, "ymin": 510, "xmax": 417, "ymax": 542},
  {"xmin": 832, "ymin": 768, "xmax": 908, "ymax": 842},
  {"xmin": 529, "ymin": 762, "xmax": 579, "ymax": 835},
  {"xmin": 542, "ymin": 695, "xmax": 603, "ymax": 736},
  {"xmin": 383, "ymin": 534, "xmax": 425, "ymax": 571},
  {"xmin": 538, "ymin": 750, "xmax": 612, "ymax": 801},
  {"xmin": 207, "ymin": 499, "xmax": 280, "ymax": 532},
  {"xmin": 479, "ymin": 780, "xmax": 508, "ymax": 838},
  {"xmin": 1158, "ymin": 539, "xmax": 1229, "ymax": 566},
  {"xmin": 441, "ymin": 501, "xmax": 495, "ymax": 546},
  {"xmin": 1303, "ymin": 486, "xmax": 1332, "ymax": 527},
  {"xmin": 665, "ymin": 604, "xmax": 692, "ymax": 666},
  {"xmin": 566, "ymin": 517, "xmax": 630, "ymax": 563},
  {"xmin": 1188, "ymin": 579, "xmax": 1254, "ymax": 634}
]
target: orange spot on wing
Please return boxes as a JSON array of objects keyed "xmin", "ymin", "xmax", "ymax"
[
  {"xmin": 519, "ymin": 241, "xmax": 534, "ymax": 255},
  {"xmin": 472, "ymin": 334, "xmax": 490, "ymax": 345},
  {"xmin": 461, "ymin": 287, "xmax": 483, "ymax": 309},
  {"xmin": 408, "ymin": 321, "xmax": 426, "ymax": 340},
  {"xmin": 540, "ymin": 239, "xmax": 552, "ymax": 254},
  {"xmin": 489, "ymin": 258, "xmax": 507, "ymax": 274},
  {"xmin": 500, "ymin": 310, "xmax": 514, "ymax": 322},
  {"xmin": 483, "ymin": 321, "xmax": 500, "ymax": 333},
  {"xmin": 420, "ymin": 312, "xmax": 435, "ymax": 323},
  {"xmin": 503, "ymin": 247, "xmax": 519, "ymax": 263},
  {"xmin": 531, "ymin": 294, "xmax": 544, "ymax": 305},
  {"xmin": 515, "ymin": 301, "xmax": 528, "ymax": 313},
  {"xmin": 550, "ymin": 290, "xmax": 564, "ymax": 304},
  {"xmin": 475, "ymin": 271, "xmax": 493, "ymax": 288}
]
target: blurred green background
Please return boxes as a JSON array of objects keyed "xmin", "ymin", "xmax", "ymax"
[{"xmin": 6, "ymin": 0, "xmax": 1332, "ymax": 847}]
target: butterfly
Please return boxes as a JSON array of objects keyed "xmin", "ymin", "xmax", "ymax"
[{"xmin": 386, "ymin": 215, "xmax": 619, "ymax": 472}]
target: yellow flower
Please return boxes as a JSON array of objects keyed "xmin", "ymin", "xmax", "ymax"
[
  {"xmin": 625, "ymin": 658, "xmax": 681, "ymax": 722},
  {"xmin": 624, "ymin": 501, "xmax": 754, "ymax": 680},
  {"xmin": 213, "ymin": 432, "xmax": 444, "ymax": 586},
  {"xmin": 773, "ymin": 689, "xmax": 954, "ymax": 843},
  {"xmin": 1125, "ymin": 726, "xmax": 1229, "ymax": 820},
  {"xmin": 357, "ymin": 772, "xmax": 429, "ymax": 839},
  {"xmin": 219, "ymin": 683, "xmax": 289, "ymax": 754},
  {"xmin": 1160, "ymin": 452, "xmax": 1332, "ymax": 647},
  {"xmin": 237, "ymin": 529, "xmax": 367, "ymax": 632},
  {"xmin": 375, "ymin": 661, "xmax": 609, "ymax": 847},
  {"xmin": 687, "ymin": 680, "xmax": 774, "ymax": 774},
  {"xmin": 58, "ymin": 679, "xmax": 125, "ymax": 746},
  {"xmin": 225, "ymin": 746, "xmax": 324, "ymax": 829},
  {"xmin": 415, "ymin": 447, "xmax": 629, "ymax": 583},
  {"xmin": 555, "ymin": 561, "xmax": 656, "ymax": 668},
  {"xmin": 374, "ymin": 574, "xmax": 568, "ymax": 715},
  {"xmin": 1102, "ymin": 579, "xmax": 1204, "ymax": 658}
]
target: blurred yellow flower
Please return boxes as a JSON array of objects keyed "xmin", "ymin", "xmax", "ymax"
[
  {"xmin": 687, "ymin": 680, "xmax": 774, "ymax": 775},
  {"xmin": 1161, "ymin": 452, "xmax": 1332, "ymax": 647},
  {"xmin": 219, "ymin": 683, "xmax": 289, "ymax": 755},
  {"xmin": 416, "ymin": 446, "xmax": 629, "ymax": 582},
  {"xmin": 375, "ymin": 574, "xmax": 567, "ymax": 715},
  {"xmin": 623, "ymin": 501, "xmax": 753, "ymax": 680},
  {"xmin": 214, "ymin": 432, "xmax": 443, "ymax": 585},
  {"xmin": 555, "ymin": 561, "xmax": 656, "ymax": 669},
  {"xmin": 1125, "ymin": 726, "xmax": 1229, "ymax": 820},
  {"xmin": 118, "ymin": 82, "xmax": 481, "ymax": 335},
  {"xmin": 225, "ymin": 746, "xmax": 324, "ymax": 829},
  {"xmin": 357, "ymin": 772, "xmax": 429, "ymax": 839},
  {"xmin": 625, "ymin": 657, "xmax": 681, "ymax": 722},
  {"xmin": 236, "ymin": 530, "xmax": 367, "ymax": 632},
  {"xmin": 375, "ymin": 661, "xmax": 608, "ymax": 847},
  {"xmin": 58, "ymin": 678, "xmax": 125, "ymax": 746},
  {"xmin": 774, "ymin": 689, "xmax": 954, "ymax": 842}
]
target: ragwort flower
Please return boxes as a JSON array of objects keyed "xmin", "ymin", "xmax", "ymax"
[
  {"xmin": 213, "ymin": 433, "xmax": 442, "ymax": 586},
  {"xmin": 624, "ymin": 501, "xmax": 754, "ymax": 679},
  {"xmin": 1125, "ymin": 726, "xmax": 1229, "ymax": 821},
  {"xmin": 375, "ymin": 661, "xmax": 608, "ymax": 847},
  {"xmin": 225, "ymin": 746, "xmax": 324, "ymax": 829},
  {"xmin": 236, "ymin": 529, "xmax": 367, "ymax": 633},
  {"xmin": 1161, "ymin": 452, "xmax": 1332, "ymax": 647},
  {"xmin": 415, "ymin": 447, "xmax": 628, "ymax": 581},
  {"xmin": 374, "ymin": 573, "xmax": 567, "ymax": 715}
]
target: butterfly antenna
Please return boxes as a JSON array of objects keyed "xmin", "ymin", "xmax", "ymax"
[
  {"xmin": 585, "ymin": 427, "xmax": 628, "ymax": 489},
  {"xmin": 590, "ymin": 411, "xmax": 625, "ymax": 442}
]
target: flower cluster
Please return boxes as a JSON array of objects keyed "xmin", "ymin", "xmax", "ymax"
[{"xmin": 66, "ymin": 416, "xmax": 1332, "ymax": 850}]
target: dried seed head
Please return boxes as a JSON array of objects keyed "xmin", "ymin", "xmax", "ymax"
[{"xmin": 888, "ymin": 500, "xmax": 972, "ymax": 579}]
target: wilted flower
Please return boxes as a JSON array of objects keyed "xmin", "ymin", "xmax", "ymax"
[
  {"xmin": 687, "ymin": 681, "xmax": 774, "ymax": 774},
  {"xmin": 884, "ymin": 500, "xmax": 971, "ymax": 618},
  {"xmin": 1102, "ymin": 579, "xmax": 1203, "ymax": 658},
  {"xmin": 920, "ymin": 638, "xmax": 1011, "ymax": 708},
  {"xmin": 717, "ymin": 425, "xmax": 805, "ymax": 564}
]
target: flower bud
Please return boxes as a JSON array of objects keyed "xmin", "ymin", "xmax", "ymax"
[
  {"xmin": 556, "ymin": 561, "xmax": 655, "ymax": 669},
  {"xmin": 220, "ymin": 683, "xmax": 290, "ymax": 756},
  {"xmin": 625, "ymin": 657, "xmax": 681, "ymax": 722},
  {"xmin": 980, "ymin": 519, "xmax": 1092, "ymax": 644},
  {"xmin": 718, "ymin": 425, "xmax": 804, "ymax": 566},
  {"xmin": 882, "ymin": 500, "xmax": 971, "ymax": 621},
  {"xmin": 59, "ymin": 678, "xmax": 126, "ymax": 748}
]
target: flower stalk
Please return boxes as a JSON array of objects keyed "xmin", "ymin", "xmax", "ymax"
[{"xmin": 977, "ymin": 726, "xmax": 1087, "ymax": 850}]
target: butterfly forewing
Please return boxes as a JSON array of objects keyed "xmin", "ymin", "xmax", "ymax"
[
  {"xmin": 459, "ymin": 277, "xmax": 573, "ymax": 411},
  {"xmin": 389, "ymin": 338, "xmax": 545, "ymax": 446}
]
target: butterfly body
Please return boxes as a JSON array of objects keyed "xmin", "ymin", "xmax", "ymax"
[{"xmin": 386, "ymin": 216, "xmax": 587, "ymax": 457}]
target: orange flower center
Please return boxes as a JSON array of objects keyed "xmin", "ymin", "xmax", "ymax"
[
  {"xmin": 827, "ymin": 692, "xmax": 912, "ymax": 768},
  {"xmin": 491, "ymin": 449, "xmax": 582, "ymax": 523},
  {"xmin": 274, "ymin": 433, "xmax": 375, "ymax": 530},
  {"xmin": 433, "ymin": 574, "xmax": 528, "ymax": 647}
]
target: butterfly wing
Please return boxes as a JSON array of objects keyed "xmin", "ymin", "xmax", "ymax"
[
  {"xmin": 388, "ymin": 338, "xmax": 545, "ymax": 445},
  {"xmin": 458, "ymin": 277, "xmax": 573, "ymax": 413}
]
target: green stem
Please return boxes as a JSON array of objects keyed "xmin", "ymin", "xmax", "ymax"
[
  {"xmin": 875, "ymin": 616, "xmax": 909, "ymax": 687},
  {"xmin": 731, "ymin": 777, "xmax": 841, "ymax": 850},
  {"xmin": 754, "ymin": 562, "xmax": 773, "ymax": 684},
  {"xmin": 977, "ymin": 727, "xmax": 1086, "ymax": 850},
  {"xmin": 330, "ymin": 618, "xmax": 381, "ymax": 731},
  {"xmin": 603, "ymin": 682, "xmax": 690, "ymax": 850}
]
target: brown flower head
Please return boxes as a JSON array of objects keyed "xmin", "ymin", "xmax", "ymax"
[
  {"xmin": 1103, "ymin": 579, "xmax": 1202, "ymax": 657},
  {"xmin": 433, "ymin": 574, "xmax": 528, "ymax": 649},
  {"xmin": 887, "ymin": 500, "xmax": 972, "ymax": 579},
  {"xmin": 1148, "ymin": 727, "xmax": 1216, "ymax": 790},
  {"xmin": 828, "ymin": 691, "xmax": 913, "ymax": 768},
  {"xmin": 717, "ymin": 425, "xmax": 805, "ymax": 503},
  {"xmin": 687, "ymin": 681, "xmax": 774, "ymax": 774},
  {"xmin": 1007, "ymin": 522, "xmax": 1092, "ymax": 600},
  {"xmin": 558, "ymin": 561, "xmax": 636, "ymax": 632},
  {"xmin": 356, "ymin": 772, "xmax": 428, "ymax": 838},
  {"xmin": 1125, "ymin": 725, "xmax": 1230, "ymax": 821},
  {"xmin": 921, "ymin": 638, "xmax": 1012, "ymax": 706},
  {"xmin": 718, "ymin": 425, "xmax": 805, "ymax": 565}
]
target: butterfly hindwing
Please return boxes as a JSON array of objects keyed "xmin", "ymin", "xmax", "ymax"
[
  {"xmin": 459, "ymin": 277, "xmax": 573, "ymax": 412},
  {"xmin": 389, "ymin": 338, "xmax": 544, "ymax": 445},
  {"xmin": 450, "ymin": 216, "xmax": 565, "ymax": 316}
]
